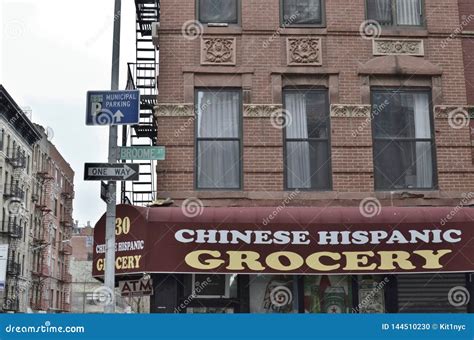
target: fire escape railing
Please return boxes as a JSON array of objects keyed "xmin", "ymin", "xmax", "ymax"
[{"xmin": 122, "ymin": 0, "xmax": 160, "ymax": 206}]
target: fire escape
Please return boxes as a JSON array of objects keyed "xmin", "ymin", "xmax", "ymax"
[
  {"xmin": 122, "ymin": 0, "xmax": 160, "ymax": 206},
  {"xmin": 59, "ymin": 190, "xmax": 74, "ymax": 313},
  {"xmin": 30, "ymin": 165, "xmax": 54, "ymax": 312},
  {"xmin": 1, "ymin": 149, "xmax": 27, "ymax": 312}
]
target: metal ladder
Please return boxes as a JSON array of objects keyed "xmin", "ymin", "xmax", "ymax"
[{"xmin": 123, "ymin": 0, "xmax": 159, "ymax": 206}]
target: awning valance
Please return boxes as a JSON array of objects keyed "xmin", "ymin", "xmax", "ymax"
[{"xmin": 93, "ymin": 205, "xmax": 474, "ymax": 277}]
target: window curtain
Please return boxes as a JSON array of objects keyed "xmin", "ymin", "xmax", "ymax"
[
  {"xmin": 284, "ymin": 0, "xmax": 321, "ymax": 24},
  {"xmin": 368, "ymin": 0, "xmax": 392, "ymax": 24},
  {"xmin": 286, "ymin": 92, "xmax": 311, "ymax": 189},
  {"xmin": 413, "ymin": 93, "xmax": 432, "ymax": 188},
  {"xmin": 200, "ymin": 0, "xmax": 238, "ymax": 23},
  {"xmin": 197, "ymin": 91, "xmax": 240, "ymax": 189},
  {"xmin": 397, "ymin": 0, "xmax": 421, "ymax": 25}
]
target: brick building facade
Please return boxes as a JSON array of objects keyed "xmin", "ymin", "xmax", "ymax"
[
  {"xmin": 0, "ymin": 86, "xmax": 75, "ymax": 313},
  {"xmin": 29, "ymin": 125, "xmax": 75, "ymax": 313},
  {"xmin": 155, "ymin": 0, "xmax": 473, "ymax": 201},
  {"xmin": 112, "ymin": 0, "xmax": 474, "ymax": 313},
  {"xmin": 0, "ymin": 85, "xmax": 41, "ymax": 313}
]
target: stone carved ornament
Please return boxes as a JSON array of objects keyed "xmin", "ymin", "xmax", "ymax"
[
  {"xmin": 373, "ymin": 39, "xmax": 424, "ymax": 56},
  {"xmin": 287, "ymin": 37, "xmax": 322, "ymax": 66},
  {"xmin": 201, "ymin": 37, "xmax": 236, "ymax": 65},
  {"xmin": 243, "ymin": 104, "xmax": 283, "ymax": 118},
  {"xmin": 330, "ymin": 104, "xmax": 372, "ymax": 118},
  {"xmin": 155, "ymin": 104, "xmax": 195, "ymax": 117}
]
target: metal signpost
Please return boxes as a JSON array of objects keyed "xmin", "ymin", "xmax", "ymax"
[
  {"xmin": 100, "ymin": 181, "xmax": 109, "ymax": 203},
  {"xmin": 83, "ymin": 0, "xmax": 123, "ymax": 314},
  {"xmin": 84, "ymin": 0, "xmax": 158, "ymax": 314},
  {"xmin": 104, "ymin": 0, "xmax": 121, "ymax": 314}
]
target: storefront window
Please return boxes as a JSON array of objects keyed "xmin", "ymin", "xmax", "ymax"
[
  {"xmin": 192, "ymin": 274, "xmax": 238, "ymax": 299},
  {"xmin": 187, "ymin": 307, "xmax": 234, "ymax": 313},
  {"xmin": 249, "ymin": 275, "xmax": 297, "ymax": 313},
  {"xmin": 356, "ymin": 275, "xmax": 388, "ymax": 313},
  {"xmin": 304, "ymin": 276, "xmax": 352, "ymax": 313}
]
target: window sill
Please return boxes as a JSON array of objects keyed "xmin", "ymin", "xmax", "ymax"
[
  {"xmin": 279, "ymin": 28, "xmax": 327, "ymax": 35},
  {"xmin": 374, "ymin": 190, "xmax": 441, "ymax": 199},
  {"xmin": 202, "ymin": 26, "xmax": 242, "ymax": 35},
  {"xmin": 378, "ymin": 28, "xmax": 428, "ymax": 38}
]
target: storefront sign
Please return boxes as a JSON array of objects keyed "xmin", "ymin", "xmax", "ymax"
[
  {"xmin": 119, "ymin": 278, "xmax": 153, "ymax": 297},
  {"xmin": 93, "ymin": 205, "xmax": 474, "ymax": 277}
]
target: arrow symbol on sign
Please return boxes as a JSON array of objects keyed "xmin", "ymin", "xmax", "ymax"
[
  {"xmin": 123, "ymin": 165, "xmax": 137, "ymax": 179},
  {"xmin": 114, "ymin": 110, "xmax": 124, "ymax": 123}
]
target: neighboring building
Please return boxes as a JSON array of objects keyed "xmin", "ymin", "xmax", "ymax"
[
  {"xmin": 29, "ymin": 124, "xmax": 75, "ymax": 313},
  {"xmin": 0, "ymin": 85, "xmax": 75, "ymax": 313},
  {"xmin": 71, "ymin": 225, "xmax": 148, "ymax": 313},
  {"xmin": 140, "ymin": 0, "xmax": 474, "ymax": 314},
  {"xmin": 0, "ymin": 85, "xmax": 41, "ymax": 313}
]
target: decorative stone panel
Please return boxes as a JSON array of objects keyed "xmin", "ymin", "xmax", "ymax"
[
  {"xmin": 155, "ymin": 104, "xmax": 195, "ymax": 117},
  {"xmin": 287, "ymin": 37, "xmax": 322, "ymax": 66},
  {"xmin": 330, "ymin": 104, "xmax": 372, "ymax": 118},
  {"xmin": 201, "ymin": 37, "xmax": 236, "ymax": 65},
  {"xmin": 434, "ymin": 105, "xmax": 474, "ymax": 119},
  {"xmin": 373, "ymin": 39, "xmax": 424, "ymax": 56},
  {"xmin": 244, "ymin": 104, "xmax": 283, "ymax": 118}
]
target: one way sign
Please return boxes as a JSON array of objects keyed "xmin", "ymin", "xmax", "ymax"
[{"xmin": 84, "ymin": 163, "xmax": 140, "ymax": 181}]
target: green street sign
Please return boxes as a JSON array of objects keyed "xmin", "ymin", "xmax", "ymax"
[{"xmin": 118, "ymin": 146, "xmax": 165, "ymax": 161}]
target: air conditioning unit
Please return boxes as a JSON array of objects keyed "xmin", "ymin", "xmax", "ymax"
[{"xmin": 152, "ymin": 22, "xmax": 160, "ymax": 48}]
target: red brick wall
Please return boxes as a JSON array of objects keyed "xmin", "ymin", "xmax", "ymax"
[
  {"xmin": 71, "ymin": 228, "xmax": 93, "ymax": 261},
  {"xmin": 155, "ymin": 0, "xmax": 474, "ymax": 205}
]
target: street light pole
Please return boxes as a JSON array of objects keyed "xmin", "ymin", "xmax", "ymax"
[{"xmin": 104, "ymin": 0, "xmax": 122, "ymax": 314}]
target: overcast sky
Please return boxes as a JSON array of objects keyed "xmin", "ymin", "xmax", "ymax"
[{"xmin": 1, "ymin": 0, "xmax": 137, "ymax": 226}]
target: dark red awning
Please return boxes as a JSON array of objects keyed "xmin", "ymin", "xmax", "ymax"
[{"xmin": 93, "ymin": 205, "xmax": 474, "ymax": 277}]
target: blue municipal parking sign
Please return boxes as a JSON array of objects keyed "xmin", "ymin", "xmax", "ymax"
[{"xmin": 86, "ymin": 90, "xmax": 140, "ymax": 126}]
